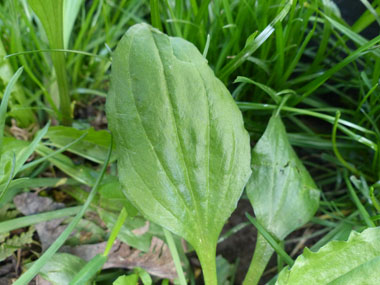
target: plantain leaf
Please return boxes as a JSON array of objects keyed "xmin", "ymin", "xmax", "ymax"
[
  {"xmin": 276, "ymin": 227, "xmax": 380, "ymax": 285},
  {"xmin": 106, "ymin": 23, "xmax": 251, "ymax": 284},
  {"xmin": 247, "ymin": 115, "xmax": 319, "ymax": 239},
  {"xmin": 243, "ymin": 115, "xmax": 319, "ymax": 285}
]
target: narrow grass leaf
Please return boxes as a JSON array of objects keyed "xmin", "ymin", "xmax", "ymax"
[
  {"xmin": 219, "ymin": 0, "xmax": 292, "ymax": 80},
  {"xmin": 0, "ymin": 206, "xmax": 81, "ymax": 234},
  {"xmin": 163, "ymin": 228, "xmax": 186, "ymax": 285},
  {"xmin": 296, "ymin": 33, "xmax": 380, "ymax": 101},
  {"xmin": 0, "ymin": 67, "xmax": 23, "ymax": 153},
  {"xmin": 69, "ymin": 254, "xmax": 107, "ymax": 285},
  {"xmin": 20, "ymin": 131, "xmax": 88, "ymax": 171}
]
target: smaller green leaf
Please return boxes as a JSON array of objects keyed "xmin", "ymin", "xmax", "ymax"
[
  {"xmin": 113, "ymin": 274, "xmax": 139, "ymax": 285},
  {"xmin": 276, "ymin": 227, "xmax": 380, "ymax": 285},
  {"xmin": 216, "ymin": 255, "xmax": 235, "ymax": 285},
  {"xmin": 98, "ymin": 177, "xmax": 138, "ymax": 216},
  {"xmin": 244, "ymin": 115, "xmax": 319, "ymax": 285},
  {"xmin": 113, "ymin": 268, "xmax": 152, "ymax": 285},
  {"xmin": 35, "ymin": 253, "xmax": 87, "ymax": 285},
  {"xmin": 247, "ymin": 115, "xmax": 320, "ymax": 240}
]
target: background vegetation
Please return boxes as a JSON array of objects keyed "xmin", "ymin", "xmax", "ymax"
[{"xmin": 0, "ymin": 0, "xmax": 379, "ymax": 284}]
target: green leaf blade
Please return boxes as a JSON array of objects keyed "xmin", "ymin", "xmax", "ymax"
[
  {"xmin": 247, "ymin": 115, "xmax": 320, "ymax": 240},
  {"xmin": 107, "ymin": 23, "xmax": 251, "ymax": 284},
  {"xmin": 277, "ymin": 227, "xmax": 380, "ymax": 285}
]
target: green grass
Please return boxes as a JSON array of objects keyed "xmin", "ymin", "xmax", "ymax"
[{"xmin": 1, "ymin": 0, "xmax": 380, "ymax": 284}]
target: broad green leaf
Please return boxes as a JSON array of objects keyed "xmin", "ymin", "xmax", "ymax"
[
  {"xmin": 244, "ymin": 115, "xmax": 319, "ymax": 285},
  {"xmin": 45, "ymin": 126, "xmax": 117, "ymax": 163},
  {"xmin": 276, "ymin": 227, "xmax": 380, "ymax": 285},
  {"xmin": 34, "ymin": 253, "xmax": 87, "ymax": 285},
  {"xmin": 106, "ymin": 23, "xmax": 251, "ymax": 284}
]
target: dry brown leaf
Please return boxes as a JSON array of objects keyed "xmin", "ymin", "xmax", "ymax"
[
  {"xmin": 61, "ymin": 238, "xmax": 177, "ymax": 280},
  {"xmin": 13, "ymin": 193, "xmax": 66, "ymax": 251},
  {"xmin": 14, "ymin": 193, "xmax": 177, "ymax": 280}
]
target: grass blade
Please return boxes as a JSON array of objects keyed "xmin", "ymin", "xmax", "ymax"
[
  {"xmin": 296, "ymin": 33, "xmax": 380, "ymax": 102},
  {"xmin": 0, "ymin": 67, "xmax": 23, "ymax": 153},
  {"xmin": 218, "ymin": 0, "xmax": 292, "ymax": 80},
  {"xmin": 0, "ymin": 206, "xmax": 82, "ymax": 234},
  {"xmin": 163, "ymin": 228, "xmax": 187, "ymax": 285},
  {"xmin": 20, "ymin": 131, "xmax": 88, "ymax": 172}
]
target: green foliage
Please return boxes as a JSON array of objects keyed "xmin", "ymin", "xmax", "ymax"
[
  {"xmin": 45, "ymin": 126, "xmax": 116, "ymax": 163},
  {"xmin": 106, "ymin": 23, "xmax": 251, "ymax": 284},
  {"xmin": 277, "ymin": 227, "xmax": 380, "ymax": 284},
  {"xmin": 0, "ymin": 68, "xmax": 23, "ymax": 153},
  {"xmin": 244, "ymin": 115, "xmax": 320, "ymax": 284},
  {"xmin": 0, "ymin": 226, "xmax": 34, "ymax": 262},
  {"xmin": 113, "ymin": 268, "xmax": 152, "ymax": 285},
  {"xmin": 247, "ymin": 115, "xmax": 320, "ymax": 240},
  {"xmin": 1, "ymin": 0, "xmax": 380, "ymax": 284},
  {"xmin": 35, "ymin": 253, "xmax": 88, "ymax": 285},
  {"xmin": 28, "ymin": 0, "xmax": 71, "ymax": 124}
]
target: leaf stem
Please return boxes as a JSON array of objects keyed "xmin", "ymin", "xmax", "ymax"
[
  {"xmin": 243, "ymin": 234, "xmax": 274, "ymax": 285},
  {"xmin": 197, "ymin": 244, "xmax": 217, "ymax": 285}
]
